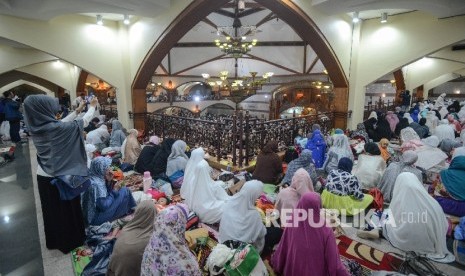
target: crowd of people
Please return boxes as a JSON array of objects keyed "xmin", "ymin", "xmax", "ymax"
[{"xmin": 18, "ymin": 91, "xmax": 465, "ymax": 275}]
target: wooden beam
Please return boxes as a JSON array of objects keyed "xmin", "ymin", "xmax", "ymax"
[
  {"xmin": 238, "ymin": 7, "xmax": 265, "ymax": 18},
  {"xmin": 303, "ymin": 44, "xmax": 307, "ymax": 74},
  {"xmin": 223, "ymin": 3, "xmax": 263, "ymax": 9},
  {"xmin": 306, "ymin": 57, "xmax": 319, "ymax": 74},
  {"xmin": 173, "ymin": 41, "xmax": 306, "ymax": 47},
  {"xmin": 159, "ymin": 63, "xmax": 169, "ymax": 75},
  {"xmin": 167, "ymin": 51, "xmax": 172, "ymax": 75},
  {"xmin": 202, "ymin": 18, "xmax": 218, "ymax": 30},
  {"xmin": 214, "ymin": 9, "xmax": 235, "ymax": 18},
  {"xmin": 244, "ymin": 12, "xmax": 275, "ymax": 36},
  {"xmin": 172, "ymin": 54, "xmax": 226, "ymax": 75},
  {"xmin": 245, "ymin": 54, "xmax": 300, "ymax": 74}
]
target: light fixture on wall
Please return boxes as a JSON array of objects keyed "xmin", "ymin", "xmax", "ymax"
[
  {"xmin": 123, "ymin": 14, "xmax": 130, "ymax": 25},
  {"xmin": 96, "ymin": 15, "xmax": 103, "ymax": 25},
  {"xmin": 201, "ymin": 73, "xmax": 210, "ymax": 80},
  {"xmin": 380, "ymin": 12, "xmax": 388, "ymax": 23},
  {"xmin": 352, "ymin": 11, "xmax": 360, "ymax": 23}
]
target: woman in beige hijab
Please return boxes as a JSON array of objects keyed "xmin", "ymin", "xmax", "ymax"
[
  {"xmin": 107, "ymin": 200, "xmax": 157, "ymax": 276},
  {"xmin": 122, "ymin": 129, "xmax": 141, "ymax": 165}
]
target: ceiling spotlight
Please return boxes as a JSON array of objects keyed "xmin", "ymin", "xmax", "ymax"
[
  {"xmin": 96, "ymin": 14, "xmax": 103, "ymax": 25},
  {"xmin": 352, "ymin": 11, "xmax": 360, "ymax": 23},
  {"xmin": 123, "ymin": 14, "xmax": 130, "ymax": 25},
  {"xmin": 381, "ymin": 12, "xmax": 388, "ymax": 23}
]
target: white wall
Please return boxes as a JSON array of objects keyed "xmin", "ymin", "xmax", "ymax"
[{"xmin": 0, "ymin": 80, "xmax": 54, "ymax": 96}]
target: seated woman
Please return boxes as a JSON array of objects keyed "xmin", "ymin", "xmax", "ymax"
[
  {"xmin": 434, "ymin": 150, "xmax": 465, "ymax": 217},
  {"xmin": 322, "ymin": 158, "xmax": 373, "ymax": 216},
  {"xmin": 394, "ymin": 118, "xmax": 410, "ymax": 138},
  {"xmin": 353, "ymin": 142, "xmax": 386, "ymax": 189},
  {"xmin": 306, "ymin": 129, "xmax": 327, "ymax": 168},
  {"xmin": 439, "ymin": 138, "xmax": 461, "ymax": 159},
  {"xmin": 219, "ymin": 180, "xmax": 266, "ymax": 253},
  {"xmin": 280, "ymin": 149, "xmax": 317, "ymax": 186},
  {"xmin": 86, "ymin": 124, "xmax": 110, "ymax": 150},
  {"xmin": 272, "ymin": 192, "xmax": 349, "ymax": 276},
  {"xmin": 180, "ymin": 147, "xmax": 204, "ymax": 201},
  {"xmin": 385, "ymin": 111, "xmax": 399, "ymax": 133},
  {"xmin": 141, "ymin": 204, "xmax": 201, "ymax": 276},
  {"xmin": 134, "ymin": 136, "xmax": 161, "ymax": 174},
  {"xmin": 109, "ymin": 120, "xmax": 126, "ymax": 151},
  {"xmin": 252, "ymin": 140, "xmax": 283, "ymax": 184},
  {"xmin": 434, "ymin": 120, "xmax": 455, "ymax": 143},
  {"xmin": 322, "ymin": 134, "xmax": 354, "ymax": 174},
  {"xmin": 378, "ymin": 138, "xmax": 391, "ymax": 162},
  {"xmin": 378, "ymin": 150, "xmax": 422, "ymax": 202},
  {"xmin": 81, "ymin": 157, "xmax": 136, "ymax": 226},
  {"xmin": 147, "ymin": 138, "xmax": 176, "ymax": 178},
  {"xmin": 122, "ymin": 129, "xmax": 141, "ymax": 166},
  {"xmin": 188, "ymin": 159, "xmax": 229, "ymax": 224},
  {"xmin": 107, "ymin": 200, "xmax": 157, "ymax": 276},
  {"xmin": 166, "ymin": 140, "xmax": 188, "ymax": 187},
  {"xmin": 351, "ymin": 123, "xmax": 369, "ymax": 142},
  {"xmin": 275, "ymin": 168, "xmax": 313, "ymax": 216},
  {"xmin": 410, "ymin": 118, "xmax": 429, "ymax": 138},
  {"xmin": 358, "ymin": 172, "xmax": 454, "ymax": 263}
]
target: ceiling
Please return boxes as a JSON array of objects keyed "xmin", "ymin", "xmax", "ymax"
[{"xmin": 0, "ymin": 0, "xmax": 465, "ymax": 90}]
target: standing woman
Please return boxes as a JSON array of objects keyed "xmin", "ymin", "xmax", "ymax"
[{"xmin": 24, "ymin": 95, "xmax": 98, "ymax": 253}]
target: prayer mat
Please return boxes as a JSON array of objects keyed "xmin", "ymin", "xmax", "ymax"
[
  {"xmin": 336, "ymin": 235, "xmax": 403, "ymax": 272},
  {"xmin": 71, "ymin": 246, "xmax": 92, "ymax": 276}
]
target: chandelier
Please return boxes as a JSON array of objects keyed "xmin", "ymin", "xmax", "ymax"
[
  {"xmin": 215, "ymin": 36, "xmax": 257, "ymax": 58},
  {"xmin": 205, "ymin": 71, "xmax": 273, "ymax": 98}
]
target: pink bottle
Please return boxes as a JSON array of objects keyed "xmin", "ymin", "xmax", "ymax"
[{"xmin": 143, "ymin": 171, "xmax": 152, "ymax": 193}]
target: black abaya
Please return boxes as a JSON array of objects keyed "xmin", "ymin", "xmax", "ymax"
[{"xmin": 37, "ymin": 175, "xmax": 85, "ymax": 253}]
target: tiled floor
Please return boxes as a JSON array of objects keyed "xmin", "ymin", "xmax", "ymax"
[{"xmin": 0, "ymin": 142, "xmax": 43, "ymax": 276}]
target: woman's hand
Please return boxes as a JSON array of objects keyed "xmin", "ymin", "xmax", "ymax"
[
  {"xmin": 76, "ymin": 101, "xmax": 85, "ymax": 113},
  {"xmin": 90, "ymin": 97, "xmax": 99, "ymax": 107}
]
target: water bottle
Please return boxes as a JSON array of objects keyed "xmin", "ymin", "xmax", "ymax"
[{"xmin": 143, "ymin": 171, "xmax": 152, "ymax": 193}]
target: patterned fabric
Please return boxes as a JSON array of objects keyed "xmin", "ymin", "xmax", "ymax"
[
  {"xmin": 82, "ymin": 157, "xmax": 112, "ymax": 224},
  {"xmin": 281, "ymin": 149, "xmax": 317, "ymax": 185},
  {"xmin": 351, "ymin": 123, "xmax": 369, "ymax": 142},
  {"xmin": 326, "ymin": 169, "xmax": 364, "ymax": 200},
  {"xmin": 141, "ymin": 204, "xmax": 201, "ymax": 276}
]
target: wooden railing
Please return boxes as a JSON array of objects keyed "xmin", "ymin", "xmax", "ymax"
[
  {"xmin": 100, "ymin": 104, "xmax": 118, "ymax": 119},
  {"xmin": 364, "ymin": 97, "xmax": 396, "ymax": 120},
  {"xmin": 130, "ymin": 111, "xmax": 337, "ymax": 168}
]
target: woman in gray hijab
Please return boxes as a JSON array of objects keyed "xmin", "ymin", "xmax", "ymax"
[
  {"xmin": 24, "ymin": 94, "xmax": 98, "ymax": 253},
  {"xmin": 378, "ymin": 150, "xmax": 422, "ymax": 202},
  {"xmin": 109, "ymin": 120, "xmax": 126, "ymax": 149},
  {"xmin": 439, "ymin": 138, "xmax": 461, "ymax": 157}
]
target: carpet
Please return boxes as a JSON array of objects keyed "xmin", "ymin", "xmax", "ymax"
[{"xmin": 336, "ymin": 235, "xmax": 404, "ymax": 273}]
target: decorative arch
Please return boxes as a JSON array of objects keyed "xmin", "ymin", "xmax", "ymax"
[
  {"xmin": 0, "ymin": 70, "xmax": 63, "ymax": 97},
  {"xmin": 132, "ymin": 0, "xmax": 348, "ymax": 122}
]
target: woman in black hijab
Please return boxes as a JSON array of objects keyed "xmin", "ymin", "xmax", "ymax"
[
  {"xmin": 24, "ymin": 95, "xmax": 98, "ymax": 253},
  {"xmin": 373, "ymin": 115, "xmax": 392, "ymax": 142},
  {"xmin": 148, "ymin": 138, "xmax": 176, "ymax": 177},
  {"xmin": 395, "ymin": 118, "xmax": 409, "ymax": 137}
]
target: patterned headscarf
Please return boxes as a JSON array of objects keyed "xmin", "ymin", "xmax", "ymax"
[
  {"xmin": 281, "ymin": 149, "xmax": 316, "ymax": 185},
  {"xmin": 141, "ymin": 204, "xmax": 201, "ymax": 276},
  {"xmin": 351, "ymin": 123, "xmax": 369, "ymax": 142}
]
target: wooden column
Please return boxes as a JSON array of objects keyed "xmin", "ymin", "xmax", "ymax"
[
  {"xmin": 132, "ymin": 88, "xmax": 147, "ymax": 130},
  {"xmin": 393, "ymin": 69, "xmax": 406, "ymax": 105},
  {"xmin": 332, "ymin": 87, "xmax": 349, "ymax": 129}
]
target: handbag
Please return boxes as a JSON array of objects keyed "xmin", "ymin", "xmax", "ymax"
[
  {"xmin": 51, "ymin": 175, "xmax": 91, "ymax": 201},
  {"xmin": 224, "ymin": 243, "xmax": 262, "ymax": 276}
]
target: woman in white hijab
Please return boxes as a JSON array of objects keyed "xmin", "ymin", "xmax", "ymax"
[
  {"xmin": 322, "ymin": 134, "xmax": 354, "ymax": 174},
  {"xmin": 86, "ymin": 124, "xmax": 109, "ymax": 146},
  {"xmin": 219, "ymin": 180, "xmax": 266, "ymax": 252},
  {"xmin": 434, "ymin": 120, "xmax": 455, "ymax": 143},
  {"xmin": 435, "ymin": 93, "xmax": 447, "ymax": 109},
  {"xmin": 414, "ymin": 136, "xmax": 448, "ymax": 171},
  {"xmin": 180, "ymin": 147, "xmax": 205, "ymax": 202},
  {"xmin": 187, "ymin": 159, "xmax": 229, "ymax": 224},
  {"xmin": 358, "ymin": 172, "xmax": 454, "ymax": 263},
  {"xmin": 166, "ymin": 140, "xmax": 188, "ymax": 177},
  {"xmin": 425, "ymin": 110, "xmax": 438, "ymax": 135},
  {"xmin": 403, "ymin": 112, "xmax": 413, "ymax": 124}
]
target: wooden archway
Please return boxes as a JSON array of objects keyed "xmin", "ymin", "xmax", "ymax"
[{"xmin": 132, "ymin": 0, "xmax": 349, "ymax": 128}]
